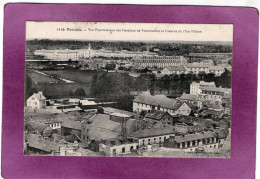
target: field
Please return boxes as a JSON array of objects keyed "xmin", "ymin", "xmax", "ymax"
[
  {"xmin": 27, "ymin": 72, "xmax": 62, "ymax": 83},
  {"xmin": 42, "ymin": 70, "xmax": 105, "ymax": 83},
  {"xmin": 26, "ymin": 70, "xmax": 106, "ymax": 99}
]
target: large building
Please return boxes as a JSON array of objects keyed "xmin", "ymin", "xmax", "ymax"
[
  {"xmin": 33, "ymin": 43, "xmax": 158, "ymax": 61},
  {"xmin": 131, "ymin": 56, "xmax": 187, "ymax": 69},
  {"xmin": 190, "ymin": 81, "xmax": 216, "ymax": 95},
  {"xmin": 133, "ymin": 91, "xmax": 191, "ymax": 116}
]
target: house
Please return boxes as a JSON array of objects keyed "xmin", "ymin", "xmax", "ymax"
[
  {"xmin": 61, "ymin": 119, "xmax": 82, "ymax": 140},
  {"xmin": 130, "ymin": 125, "xmax": 175, "ymax": 147},
  {"xmin": 26, "ymin": 91, "xmax": 46, "ymax": 109},
  {"xmin": 99, "ymin": 138, "xmax": 139, "ymax": 156},
  {"xmin": 164, "ymin": 131, "xmax": 219, "ymax": 152},
  {"xmin": 161, "ymin": 66, "xmax": 187, "ymax": 75},
  {"xmin": 25, "ymin": 133, "xmax": 59, "ymax": 155},
  {"xmin": 133, "ymin": 91, "xmax": 191, "ymax": 116},
  {"xmin": 26, "ymin": 122, "xmax": 52, "ymax": 137},
  {"xmin": 143, "ymin": 111, "xmax": 175, "ymax": 126}
]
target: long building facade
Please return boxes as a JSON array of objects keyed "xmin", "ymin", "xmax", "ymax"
[{"xmin": 131, "ymin": 56, "xmax": 187, "ymax": 68}]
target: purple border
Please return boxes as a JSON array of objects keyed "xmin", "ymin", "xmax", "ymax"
[{"xmin": 2, "ymin": 4, "xmax": 258, "ymax": 179}]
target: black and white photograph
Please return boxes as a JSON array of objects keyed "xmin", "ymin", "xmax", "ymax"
[{"xmin": 24, "ymin": 21, "xmax": 232, "ymax": 158}]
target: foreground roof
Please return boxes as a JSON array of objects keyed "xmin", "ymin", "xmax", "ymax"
[{"xmin": 27, "ymin": 133, "xmax": 59, "ymax": 152}]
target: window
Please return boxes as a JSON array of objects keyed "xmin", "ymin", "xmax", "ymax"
[
  {"xmin": 122, "ymin": 147, "xmax": 125, "ymax": 153},
  {"xmin": 148, "ymin": 139, "xmax": 151, "ymax": 145},
  {"xmin": 154, "ymin": 138, "xmax": 156, "ymax": 144},
  {"xmin": 142, "ymin": 140, "xmax": 145, "ymax": 145},
  {"xmin": 130, "ymin": 146, "xmax": 134, "ymax": 150}
]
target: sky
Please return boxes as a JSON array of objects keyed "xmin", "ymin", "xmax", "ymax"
[{"xmin": 26, "ymin": 21, "xmax": 233, "ymax": 42}]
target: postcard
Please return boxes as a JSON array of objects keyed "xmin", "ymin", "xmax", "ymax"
[{"xmin": 24, "ymin": 21, "xmax": 233, "ymax": 158}]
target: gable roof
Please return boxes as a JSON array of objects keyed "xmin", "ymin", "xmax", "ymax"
[
  {"xmin": 133, "ymin": 92, "xmax": 177, "ymax": 109},
  {"xmin": 27, "ymin": 133, "xmax": 59, "ymax": 152},
  {"xmin": 61, "ymin": 119, "xmax": 82, "ymax": 130}
]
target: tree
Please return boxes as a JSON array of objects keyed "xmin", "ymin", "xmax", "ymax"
[
  {"xmin": 198, "ymin": 71, "xmax": 206, "ymax": 80},
  {"xmin": 97, "ymin": 106, "xmax": 104, "ymax": 114},
  {"xmin": 74, "ymin": 88, "xmax": 86, "ymax": 96}
]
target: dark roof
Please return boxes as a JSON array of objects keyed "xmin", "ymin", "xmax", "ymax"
[
  {"xmin": 27, "ymin": 133, "xmax": 59, "ymax": 152},
  {"xmin": 61, "ymin": 119, "xmax": 81, "ymax": 130},
  {"xmin": 28, "ymin": 122, "xmax": 50, "ymax": 132},
  {"xmin": 145, "ymin": 111, "xmax": 171, "ymax": 121},
  {"xmin": 131, "ymin": 126, "xmax": 175, "ymax": 139}
]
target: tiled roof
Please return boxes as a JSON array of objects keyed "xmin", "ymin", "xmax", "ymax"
[
  {"xmin": 131, "ymin": 126, "xmax": 175, "ymax": 139},
  {"xmin": 133, "ymin": 92, "xmax": 177, "ymax": 110},
  {"xmin": 174, "ymin": 131, "xmax": 215, "ymax": 143},
  {"xmin": 61, "ymin": 119, "xmax": 82, "ymax": 130},
  {"xmin": 27, "ymin": 133, "xmax": 59, "ymax": 152}
]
